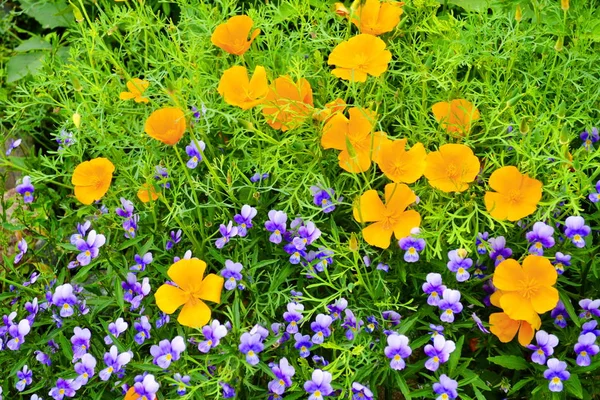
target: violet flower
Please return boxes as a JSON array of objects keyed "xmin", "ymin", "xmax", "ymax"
[
  {"xmin": 75, "ymin": 230, "xmax": 106, "ymax": 266},
  {"xmin": 221, "ymin": 260, "xmax": 243, "ymax": 290},
  {"xmin": 71, "ymin": 327, "xmax": 91, "ymax": 360},
  {"xmin": 433, "ymin": 374, "xmax": 458, "ymax": 400},
  {"xmin": 99, "ymin": 346, "xmax": 132, "ymax": 381},
  {"xmin": 186, "ymin": 140, "xmax": 206, "ymax": 169},
  {"xmin": 198, "ymin": 320, "xmax": 228, "ymax": 353},
  {"xmin": 74, "ymin": 353, "xmax": 96, "ymax": 386},
  {"xmin": 581, "ymin": 127, "xmax": 599, "ymax": 150},
  {"xmin": 104, "ymin": 318, "xmax": 128, "ymax": 345},
  {"xmin": 150, "ymin": 336, "xmax": 186, "ymax": 369},
  {"xmin": 49, "ymin": 378, "xmax": 76, "ymax": 399},
  {"xmin": 166, "ymin": 229, "xmax": 182, "ymax": 251},
  {"xmin": 123, "ymin": 215, "xmax": 139, "ymax": 239},
  {"xmin": 215, "ymin": 221, "xmax": 238, "ymax": 249},
  {"xmin": 268, "ymin": 357, "xmax": 295, "ymax": 396},
  {"xmin": 220, "ymin": 382, "xmax": 236, "ymax": 398},
  {"xmin": 582, "ymin": 320, "xmax": 600, "ymax": 337},
  {"xmin": 589, "ymin": 180, "xmax": 600, "ymax": 203},
  {"xmin": 544, "ymin": 358, "xmax": 570, "ymax": 392},
  {"xmin": 134, "ymin": 316, "xmax": 152, "ymax": 345},
  {"xmin": 552, "ymin": 252, "xmax": 571, "ymax": 275},
  {"xmin": 422, "ymin": 273, "xmax": 446, "ymax": 306},
  {"xmin": 121, "ymin": 273, "xmax": 151, "ymax": 310},
  {"xmin": 526, "ymin": 330, "xmax": 558, "ymax": 365},
  {"xmin": 310, "ymin": 314, "xmax": 333, "ymax": 344},
  {"xmin": 6, "ymin": 138, "xmax": 22, "ymax": 155},
  {"xmin": 239, "ymin": 332, "xmax": 264, "ymax": 365},
  {"xmin": 384, "ymin": 334, "xmax": 412, "ymax": 370},
  {"xmin": 488, "ymin": 236, "xmax": 512, "ymax": 266},
  {"xmin": 564, "ymin": 216, "xmax": 590, "ymax": 248},
  {"xmin": 304, "ymin": 369, "xmax": 333, "ymax": 400},
  {"xmin": 351, "ymin": 383, "xmax": 374, "ymax": 400},
  {"xmin": 552, "ymin": 301, "xmax": 569, "ymax": 328},
  {"xmin": 525, "ymin": 222, "xmax": 555, "ymax": 255},
  {"xmin": 51, "ymin": 284, "xmax": 78, "ymax": 318},
  {"xmin": 14, "ymin": 238, "xmax": 27, "ymax": 264},
  {"xmin": 424, "ymin": 335, "xmax": 456, "ymax": 371},
  {"xmin": 327, "ymin": 298, "xmax": 347, "ymax": 321},
  {"xmin": 579, "ymin": 299, "xmax": 600, "ymax": 319},
  {"xmin": 131, "ymin": 374, "xmax": 160, "ymax": 399},
  {"xmin": 310, "ymin": 186, "xmax": 339, "ymax": 213},
  {"xmin": 250, "ymin": 172, "xmax": 269, "ymax": 182},
  {"xmin": 438, "ymin": 289, "xmax": 463, "ymax": 323},
  {"xmin": 131, "ymin": 252, "xmax": 153, "ymax": 272},
  {"xmin": 574, "ymin": 333, "xmax": 599, "ymax": 366},
  {"xmin": 398, "ymin": 236, "xmax": 426, "ymax": 262},
  {"xmin": 154, "ymin": 165, "xmax": 170, "ymax": 189},
  {"xmin": 446, "ymin": 249, "xmax": 472, "ymax": 282},
  {"xmin": 16, "ymin": 176, "xmax": 34, "ymax": 203},
  {"xmin": 294, "ymin": 333, "xmax": 313, "ymax": 358},
  {"xmin": 342, "ymin": 309, "xmax": 363, "ymax": 340},
  {"xmin": 265, "ymin": 210, "xmax": 287, "ymax": 244},
  {"xmin": 233, "ymin": 205, "xmax": 257, "ymax": 237},
  {"xmin": 70, "ymin": 221, "xmax": 91, "ymax": 245},
  {"xmin": 283, "ymin": 302, "xmax": 304, "ymax": 334},
  {"xmin": 15, "ymin": 365, "xmax": 32, "ymax": 392},
  {"xmin": 116, "ymin": 197, "xmax": 134, "ymax": 218},
  {"xmin": 475, "ymin": 232, "xmax": 488, "ymax": 254}
]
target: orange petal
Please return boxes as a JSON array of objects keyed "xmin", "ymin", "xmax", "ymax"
[
  {"xmin": 321, "ymin": 113, "xmax": 349, "ymax": 150},
  {"xmin": 484, "ymin": 192, "xmax": 511, "ymax": 220},
  {"xmin": 517, "ymin": 320, "xmax": 535, "ymax": 346},
  {"xmin": 155, "ymin": 284, "xmax": 187, "ymax": 314},
  {"xmin": 499, "ymin": 291, "xmax": 537, "ymax": 323},
  {"xmin": 71, "ymin": 158, "xmax": 115, "ymax": 186},
  {"xmin": 489, "ymin": 290, "xmax": 504, "ymax": 308},
  {"xmin": 338, "ymin": 149, "xmax": 371, "ymax": 173},
  {"xmin": 393, "ymin": 210, "xmax": 421, "ymax": 240},
  {"xmin": 353, "ymin": 189, "xmax": 386, "ymax": 222},
  {"xmin": 362, "ymin": 221, "xmax": 393, "ymax": 249},
  {"xmin": 197, "ymin": 273, "xmax": 224, "ymax": 304},
  {"xmin": 124, "ymin": 387, "xmax": 139, "ymax": 400},
  {"xmin": 488, "ymin": 166, "xmax": 523, "ymax": 194},
  {"xmin": 74, "ymin": 185, "xmax": 107, "ymax": 205},
  {"xmin": 384, "ymin": 183, "xmax": 415, "ymax": 214},
  {"xmin": 178, "ymin": 299, "xmax": 211, "ymax": 328},
  {"xmin": 331, "ymin": 68, "xmax": 368, "ymax": 82},
  {"xmin": 522, "ymin": 255, "xmax": 557, "ymax": 286},
  {"xmin": 431, "ymin": 101, "xmax": 451, "ymax": 125},
  {"xmin": 168, "ymin": 258, "xmax": 207, "ymax": 293},
  {"xmin": 489, "ymin": 312, "xmax": 519, "ymax": 343},
  {"xmin": 531, "ymin": 286, "xmax": 559, "ymax": 314},
  {"xmin": 120, "ymin": 92, "xmax": 136, "ymax": 100},
  {"xmin": 144, "ymin": 107, "xmax": 186, "ymax": 145},
  {"xmin": 137, "ymin": 184, "xmax": 159, "ymax": 203},
  {"xmin": 493, "ymin": 259, "xmax": 524, "ymax": 290}
]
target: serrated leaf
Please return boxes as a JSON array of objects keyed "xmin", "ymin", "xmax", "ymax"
[{"xmin": 487, "ymin": 355, "xmax": 529, "ymax": 370}]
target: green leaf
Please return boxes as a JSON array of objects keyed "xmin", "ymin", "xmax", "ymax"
[
  {"xmin": 448, "ymin": 335, "xmax": 464, "ymax": 375},
  {"xmin": 559, "ymin": 290, "xmax": 581, "ymax": 327},
  {"xmin": 6, "ymin": 52, "xmax": 46, "ymax": 83},
  {"xmin": 566, "ymin": 374, "xmax": 583, "ymax": 399},
  {"xmin": 508, "ymin": 378, "xmax": 533, "ymax": 395},
  {"xmin": 396, "ymin": 375, "xmax": 412, "ymax": 400},
  {"xmin": 15, "ymin": 37, "xmax": 52, "ymax": 52},
  {"xmin": 439, "ymin": 0, "xmax": 490, "ymax": 12},
  {"xmin": 487, "ymin": 355, "xmax": 529, "ymax": 370},
  {"xmin": 18, "ymin": 0, "xmax": 73, "ymax": 28}
]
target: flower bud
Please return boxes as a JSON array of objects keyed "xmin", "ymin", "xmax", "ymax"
[
  {"xmin": 561, "ymin": 0, "xmax": 569, "ymax": 11},
  {"xmin": 515, "ymin": 4, "xmax": 522, "ymax": 22},
  {"xmin": 72, "ymin": 112, "xmax": 81, "ymax": 128}
]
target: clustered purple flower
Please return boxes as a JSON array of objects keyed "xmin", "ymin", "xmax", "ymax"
[
  {"xmin": 526, "ymin": 330, "xmax": 558, "ymax": 365},
  {"xmin": 446, "ymin": 249, "xmax": 472, "ymax": 282},
  {"xmin": 221, "ymin": 260, "xmax": 244, "ymax": 290},
  {"xmin": 121, "ymin": 273, "xmax": 151, "ymax": 310},
  {"xmin": 525, "ymin": 221, "xmax": 555, "ymax": 255},
  {"xmin": 398, "ymin": 230, "xmax": 426, "ymax": 262},
  {"xmin": 239, "ymin": 331, "xmax": 265, "ymax": 366},
  {"xmin": 581, "ymin": 127, "xmax": 599, "ymax": 150},
  {"xmin": 384, "ymin": 334, "xmax": 412, "ymax": 370},
  {"xmin": 268, "ymin": 357, "xmax": 295, "ymax": 397},
  {"xmin": 488, "ymin": 236, "xmax": 512, "ymax": 266},
  {"xmin": 234, "ymin": 204, "xmax": 258, "ymax": 237},
  {"xmin": 589, "ymin": 180, "xmax": 600, "ymax": 203},
  {"xmin": 564, "ymin": 216, "xmax": 590, "ymax": 248},
  {"xmin": 166, "ymin": 229, "xmax": 182, "ymax": 251},
  {"xmin": 104, "ymin": 318, "xmax": 128, "ymax": 345},
  {"xmin": 544, "ymin": 358, "xmax": 570, "ymax": 392},
  {"xmin": 14, "ymin": 238, "xmax": 27, "ymax": 265},
  {"xmin": 115, "ymin": 198, "xmax": 140, "ymax": 239},
  {"xmin": 75, "ymin": 230, "xmax": 106, "ymax": 266},
  {"xmin": 304, "ymin": 369, "xmax": 333, "ymax": 400},
  {"xmin": 199, "ymin": 319, "xmax": 228, "ymax": 353},
  {"xmin": 310, "ymin": 185, "xmax": 340, "ymax": 213},
  {"xmin": 424, "ymin": 335, "xmax": 456, "ymax": 371}
]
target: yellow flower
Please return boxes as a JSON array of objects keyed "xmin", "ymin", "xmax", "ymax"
[
  {"xmin": 327, "ymin": 34, "xmax": 392, "ymax": 82},
  {"xmin": 353, "ymin": 183, "xmax": 421, "ymax": 249},
  {"xmin": 350, "ymin": 0, "xmax": 404, "ymax": 36},
  {"xmin": 423, "ymin": 144, "xmax": 480, "ymax": 192},
  {"xmin": 71, "ymin": 158, "xmax": 115, "ymax": 205},
  {"xmin": 119, "ymin": 79, "xmax": 150, "ymax": 103},
  {"xmin": 155, "ymin": 258, "xmax": 224, "ymax": 328},
  {"xmin": 217, "ymin": 65, "xmax": 269, "ymax": 110},
  {"xmin": 377, "ymin": 139, "xmax": 426, "ymax": 183},
  {"xmin": 211, "ymin": 15, "xmax": 260, "ymax": 56},
  {"xmin": 484, "ymin": 166, "xmax": 543, "ymax": 221},
  {"xmin": 492, "ymin": 255, "xmax": 559, "ymax": 325},
  {"xmin": 262, "ymin": 76, "xmax": 314, "ymax": 131},
  {"xmin": 144, "ymin": 107, "xmax": 186, "ymax": 145},
  {"xmin": 137, "ymin": 183, "xmax": 160, "ymax": 203},
  {"xmin": 489, "ymin": 312, "xmax": 540, "ymax": 346},
  {"xmin": 321, "ymin": 107, "xmax": 387, "ymax": 173},
  {"xmin": 431, "ymin": 99, "xmax": 480, "ymax": 136}
]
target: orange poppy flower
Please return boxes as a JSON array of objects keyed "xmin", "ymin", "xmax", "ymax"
[
  {"xmin": 144, "ymin": 107, "xmax": 186, "ymax": 145},
  {"xmin": 377, "ymin": 139, "xmax": 427, "ymax": 183},
  {"xmin": 350, "ymin": 0, "xmax": 405, "ymax": 36},
  {"xmin": 313, "ymin": 98, "xmax": 347, "ymax": 122},
  {"xmin": 71, "ymin": 158, "xmax": 115, "ymax": 205},
  {"xmin": 484, "ymin": 166, "xmax": 543, "ymax": 221},
  {"xmin": 154, "ymin": 258, "xmax": 224, "ymax": 328},
  {"xmin": 489, "ymin": 312, "xmax": 540, "ymax": 346},
  {"xmin": 321, "ymin": 107, "xmax": 388, "ymax": 173},
  {"xmin": 217, "ymin": 65, "xmax": 269, "ymax": 110},
  {"xmin": 137, "ymin": 183, "xmax": 160, "ymax": 203},
  {"xmin": 353, "ymin": 183, "xmax": 421, "ymax": 249},
  {"xmin": 262, "ymin": 76, "xmax": 314, "ymax": 131},
  {"xmin": 492, "ymin": 255, "xmax": 558, "ymax": 325},
  {"xmin": 211, "ymin": 15, "xmax": 260, "ymax": 56},
  {"xmin": 432, "ymin": 99, "xmax": 480, "ymax": 136},
  {"xmin": 334, "ymin": 2, "xmax": 351, "ymax": 16},
  {"xmin": 119, "ymin": 78, "xmax": 150, "ymax": 103},
  {"xmin": 328, "ymin": 34, "xmax": 392, "ymax": 82},
  {"xmin": 423, "ymin": 144, "xmax": 480, "ymax": 192}
]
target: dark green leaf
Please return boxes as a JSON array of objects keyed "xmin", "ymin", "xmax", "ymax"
[{"xmin": 487, "ymin": 355, "xmax": 529, "ymax": 370}]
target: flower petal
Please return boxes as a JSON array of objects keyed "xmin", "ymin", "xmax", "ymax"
[
  {"xmin": 384, "ymin": 183, "xmax": 415, "ymax": 214},
  {"xmin": 197, "ymin": 273, "xmax": 224, "ymax": 304},
  {"xmin": 155, "ymin": 284, "xmax": 187, "ymax": 314},
  {"xmin": 531, "ymin": 286, "xmax": 559, "ymax": 314},
  {"xmin": 178, "ymin": 299, "xmax": 211, "ymax": 328},
  {"xmin": 362, "ymin": 221, "xmax": 393, "ymax": 249},
  {"xmin": 392, "ymin": 210, "xmax": 421, "ymax": 240},
  {"xmin": 353, "ymin": 190, "xmax": 386, "ymax": 222},
  {"xmin": 493, "ymin": 259, "xmax": 524, "ymax": 291},
  {"xmin": 522, "ymin": 255, "xmax": 557, "ymax": 287},
  {"xmin": 499, "ymin": 292, "xmax": 537, "ymax": 323},
  {"xmin": 517, "ymin": 320, "xmax": 535, "ymax": 346},
  {"xmin": 168, "ymin": 258, "xmax": 207, "ymax": 293},
  {"xmin": 489, "ymin": 312, "xmax": 519, "ymax": 343}
]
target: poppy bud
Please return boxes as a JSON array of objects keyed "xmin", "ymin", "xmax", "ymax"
[
  {"xmin": 519, "ymin": 118, "xmax": 530, "ymax": 134},
  {"xmin": 555, "ymin": 36, "xmax": 564, "ymax": 52},
  {"xmin": 559, "ymin": 126, "xmax": 570, "ymax": 145},
  {"xmin": 72, "ymin": 112, "xmax": 81, "ymax": 128},
  {"xmin": 72, "ymin": 77, "xmax": 82, "ymax": 92},
  {"xmin": 349, "ymin": 232, "xmax": 359, "ymax": 252},
  {"xmin": 334, "ymin": 2, "xmax": 350, "ymax": 17},
  {"xmin": 561, "ymin": 0, "xmax": 569, "ymax": 11},
  {"xmin": 515, "ymin": 4, "xmax": 522, "ymax": 22},
  {"xmin": 556, "ymin": 101, "xmax": 566, "ymax": 119},
  {"xmin": 506, "ymin": 93, "xmax": 524, "ymax": 107}
]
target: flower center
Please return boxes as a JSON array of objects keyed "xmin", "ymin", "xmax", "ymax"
[
  {"xmin": 446, "ymin": 164, "xmax": 458, "ymax": 179},
  {"xmin": 581, "ymin": 351, "xmax": 588, "ymax": 357},
  {"xmin": 279, "ymin": 379, "xmax": 285, "ymax": 386},
  {"xmin": 517, "ymin": 277, "xmax": 539, "ymax": 298},
  {"xmin": 574, "ymin": 234, "xmax": 582, "ymax": 241},
  {"xmin": 445, "ymin": 309, "xmax": 452, "ymax": 315},
  {"xmin": 507, "ymin": 189, "xmax": 521, "ymax": 204},
  {"xmin": 301, "ymin": 346, "xmax": 307, "ymax": 352},
  {"xmin": 458, "ymin": 268, "xmax": 465, "ymax": 274},
  {"xmin": 393, "ymin": 355, "xmax": 400, "ymax": 360},
  {"xmin": 207, "ymin": 340, "xmax": 213, "ymax": 346},
  {"xmin": 537, "ymin": 349, "xmax": 544, "ymax": 355},
  {"xmin": 25, "ymin": 191, "xmax": 31, "ymax": 196},
  {"xmin": 166, "ymin": 354, "xmax": 172, "ymax": 360},
  {"xmin": 59, "ymin": 389, "xmax": 65, "ymax": 395},
  {"xmin": 85, "ymin": 250, "xmax": 91, "ymax": 257},
  {"xmin": 433, "ymin": 356, "xmax": 440, "ymax": 362},
  {"xmin": 314, "ymin": 390, "xmax": 322, "ymax": 397},
  {"xmin": 248, "ymin": 350, "xmax": 255, "ymax": 356},
  {"xmin": 552, "ymin": 377, "xmax": 560, "ymax": 384},
  {"xmin": 408, "ymin": 247, "xmax": 416, "ymax": 254}
]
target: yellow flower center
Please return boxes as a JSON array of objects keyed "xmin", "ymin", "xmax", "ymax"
[
  {"xmin": 581, "ymin": 351, "xmax": 588, "ymax": 356},
  {"xmin": 321, "ymin": 199, "xmax": 329, "ymax": 205},
  {"xmin": 279, "ymin": 379, "xmax": 285, "ymax": 385},
  {"xmin": 83, "ymin": 373, "xmax": 88, "ymax": 378},
  {"xmin": 192, "ymin": 156, "xmax": 198, "ymax": 162},
  {"xmin": 557, "ymin": 315, "xmax": 564, "ymax": 320},
  {"xmin": 446, "ymin": 164, "xmax": 458, "ymax": 179},
  {"xmin": 274, "ymin": 229, "xmax": 280, "ymax": 235},
  {"xmin": 248, "ymin": 350, "xmax": 255, "ymax": 356},
  {"xmin": 517, "ymin": 277, "xmax": 540, "ymax": 299},
  {"xmin": 85, "ymin": 250, "xmax": 91, "ymax": 257},
  {"xmin": 458, "ymin": 268, "xmax": 465, "ymax": 274},
  {"xmin": 166, "ymin": 354, "xmax": 172, "ymax": 360},
  {"xmin": 63, "ymin": 304, "xmax": 70, "ymax": 309},
  {"xmin": 318, "ymin": 332, "xmax": 323, "ymax": 336},
  {"xmin": 393, "ymin": 355, "xmax": 400, "ymax": 360},
  {"xmin": 431, "ymin": 292, "xmax": 438, "ymax": 297},
  {"xmin": 301, "ymin": 346, "xmax": 307, "ymax": 352},
  {"xmin": 229, "ymin": 277, "xmax": 236, "ymax": 282},
  {"xmin": 552, "ymin": 377, "xmax": 560, "ymax": 384},
  {"xmin": 14, "ymin": 338, "xmax": 20, "ymax": 343},
  {"xmin": 59, "ymin": 389, "xmax": 65, "ymax": 395},
  {"xmin": 81, "ymin": 344, "xmax": 86, "ymax": 349},
  {"xmin": 408, "ymin": 247, "xmax": 416, "ymax": 254},
  {"xmin": 314, "ymin": 390, "xmax": 322, "ymax": 397},
  {"xmin": 442, "ymin": 394, "xmax": 449, "ymax": 400},
  {"xmin": 534, "ymin": 242, "xmax": 542, "ymax": 249},
  {"xmin": 290, "ymin": 321, "xmax": 296, "ymax": 326},
  {"xmin": 25, "ymin": 191, "xmax": 31, "ymax": 196},
  {"xmin": 433, "ymin": 356, "xmax": 440, "ymax": 362},
  {"xmin": 445, "ymin": 309, "xmax": 452, "ymax": 315},
  {"xmin": 537, "ymin": 349, "xmax": 544, "ymax": 355},
  {"xmin": 507, "ymin": 189, "xmax": 522, "ymax": 204},
  {"xmin": 574, "ymin": 234, "xmax": 581, "ymax": 241}
]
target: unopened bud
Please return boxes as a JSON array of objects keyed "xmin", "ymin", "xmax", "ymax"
[
  {"xmin": 349, "ymin": 232, "xmax": 359, "ymax": 252},
  {"xmin": 555, "ymin": 36, "xmax": 564, "ymax": 52},
  {"xmin": 561, "ymin": 0, "xmax": 569, "ymax": 11},
  {"xmin": 72, "ymin": 112, "xmax": 81, "ymax": 128},
  {"xmin": 334, "ymin": 2, "xmax": 350, "ymax": 17},
  {"xmin": 515, "ymin": 4, "xmax": 522, "ymax": 21}
]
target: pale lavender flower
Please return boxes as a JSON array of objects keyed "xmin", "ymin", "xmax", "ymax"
[
  {"xmin": 51, "ymin": 284, "xmax": 78, "ymax": 318},
  {"xmin": 99, "ymin": 346, "xmax": 132, "ymax": 381},
  {"xmin": 215, "ymin": 221, "xmax": 238, "ymax": 249},
  {"xmin": 49, "ymin": 378, "xmax": 76, "ymax": 399},
  {"xmin": 71, "ymin": 327, "xmax": 91, "ymax": 360},
  {"xmin": 74, "ymin": 353, "xmax": 96, "ymax": 386},
  {"xmin": 310, "ymin": 314, "xmax": 333, "ymax": 344},
  {"xmin": 134, "ymin": 316, "xmax": 152, "ymax": 345},
  {"xmin": 131, "ymin": 252, "xmax": 153, "ymax": 272},
  {"xmin": 14, "ymin": 239, "xmax": 27, "ymax": 264},
  {"xmin": 304, "ymin": 369, "xmax": 333, "ymax": 400},
  {"xmin": 424, "ymin": 335, "xmax": 456, "ymax": 371},
  {"xmin": 327, "ymin": 298, "xmax": 347, "ymax": 321},
  {"xmin": 351, "ymin": 382, "xmax": 374, "ymax": 400},
  {"xmin": 198, "ymin": 320, "xmax": 228, "ymax": 353},
  {"xmin": 150, "ymin": 336, "xmax": 186, "ymax": 369},
  {"xmin": 233, "ymin": 205, "xmax": 257, "ymax": 237},
  {"xmin": 268, "ymin": 357, "xmax": 295, "ymax": 396},
  {"xmin": 527, "ymin": 330, "xmax": 559, "ymax": 365},
  {"xmin": 283, "ymin": 302, "xmax": 304, "ymax": 334},
  {"xmin": 186, "ymin": 140, "xmax": 206, "ymax": 169},
  {"xmin": 239, "ymin": 332, "xmax": 264, "ymax": 366},
  {"xmin": 294, "ymin": 333, "xmax": 312, "ymax": 358},
  {"xmin": 488, "ymin": 236, "xmax": 512, "ymax": 266},
  {"xmin": 15, "ymin": 365, "xmax": 32, "ymax": 392},
  {"xmin": 564, "ymin": 216, "xmax": 590, "ymax": 248},
  {"xmin": 166, "ymin": 229, "xmax": 182, "ymax": 251},
  {"xmin": 574, "ymin": 333, "xmax": 599, "ymax": 366},
  {"xmin": 446, "ymin": 249, "xmax": 472, "ymax": 282},
  {"xmin": 221, "ymin": 260, "xmax": 243, "ymax": 290},
  {"xmin": 438, "ymin": 289, "xmax": 463, "ymax": 323},
  {"xmin": 526, "ymin": 222, "xmax": 555, "ymax": 255},
  {"xmin": 172, "ymin": 373, "xmax": 191, "ymax": 395},
  {"xmin": 433, "ymin": 374, "xmax": 458, "ymax": 399},
  {"xmin": 70, "ymin": 221, "xmax": 91, "ymax": 245},
  {"xmin": 6, "ymin": 138, "xmax": 22, "ymax": 156},
  {"xmin": 422, "ymin": 273, "xmax": 446, "ymax": 306},
  {"xmin": 544, "ymin": 358, "xmax": 570, "ymax": 392},
  {"xmin": 16, "ymin": 176, "xmax": 34, "ymax": 203},
  {"xmin": 104, "ymin": 318, "xmax": 128, "ymax": 345},
  {"xmin": 384, "ymin": 334, "xmax": 412, "ymax": 370},
  {"xmin": 75, "ymin": 230, "xmax": 106, "ymax": 266},
  {"xmin": 265, "ymin": 210, "xmax": 287, "ymax": 244},
  {"xmin": 398, "ymin": 236, "xmax": 426, "ymax": 262},
  {"xmin": 116, "ymin": 197, "xmax": 134, "ymax": 218}
]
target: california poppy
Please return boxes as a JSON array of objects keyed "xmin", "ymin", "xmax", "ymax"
[
  {"xmin": 217, "ymin": 65, "xmax": 269, "ymax": 110},
  {"xmin": 71, "ymin": 158, "xmax": 115, "ymax": 205},
  {"xmin": 155, "ymin": 258, "xmax": 224, "ymax": 328},
  {"xmin": 489, "ymin": 312, "xmax": 539, "ymax": 346},
  {"xmin": 262, "ymin": 76, "xmax": 314, "ymax": 131},
  {"xmin": 321, "ymin": 107, "xmax": 387, "ymax": 173},
  {"xmin": 334, "ymin": 2, "xmax": 350, "ymax": 16},
  {"xmin": 377, "ymin": 139, "xmax": 427, "ymax": 183},
  {"xmin": 211, "ymin": 15, "xmax": 260, "ymax": 56},
  {"xmin": 484, "ymin": 166, "xmax": 543, "ymax": 221},
  {"xmin": 119, "ymin": 79, "xmax": 150, "ymax": 103},
  {"xmin": 492, "ymin": 255, "xmax": 558, "ymax": 325},
  {"xmin": 431, "ymin": 99, "xmax": 480, "ymax": 136},
  {"xmin": 137, "ymin": 183, "xmax": 160, "ymax": 203},
  {"xmin": 313, "ymin": 98, "xmax": 347, "ymax": 122},
  {"xmin": 353, "ymin": 183, "xmax": 421, "ymax": 249},
  {"xmin": 350, "ymin": 0, "xmax": 404, "ymax": 36},
  {"xmin": 144, "ymin": 107, "xmax": 186, "ymax": 145},
  {"xmin": 328, "ymin": 34, "xmax": 392, "ymax": 82},
  {"xmin": 423, "ymin": 144, "xmax": 480, "ymax": 192}
]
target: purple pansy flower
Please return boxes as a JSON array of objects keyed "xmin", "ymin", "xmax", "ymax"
[
  {"xmin": 398, "ymin": 236, "xmax": 426, "ymax": 262},
  {"xmin": 351, "ymin": 382, "xmax": 374, "ymax": 400},
  {"xmin": 70, "ymin": 221, "xmax": 91, "ymax": 245},
  {"xmin": 268, "ymin": 357, "xmax": 295, "ymax": 396},
  {"xmin": 134, "ymin": 316, "xmax": 152, "ymax": 345},
  {"xmin": 166, "ymin": 229, "xmax": 182, "ymax": 251},
  {"xmin": 150, "ymin": 336, "xmax": 186, "ymax": 369},
  {"xmin": 116, "ymin": 197, "xmax": 134, "ymax": 218},
  {"xmin": 472, "ymin": 313, "xmax": 490, "ymax": 333},
  {"xmin": 172, "ymin": 373, "xmax": 191, "ymax": 395},
  {"xmin": 71, "ymin": 327, "xmax": 91, "ymax": 360},
  {"xmin": 74, "ymin": 353, "xmax": 96, "ymax": 386},
  {"xmin": 447, "ymin": 249, "xmax": 472, "ymax": 282},
  {"xmin": 327, "ymin": 298, "xmax": 347, "ymax": 321},
  {"xmin": 233, "ymin": 205, "xmax": 257, "ymax": 237},
  {"xmin": 475, "ymin": 232, "xmax": 489, "ymax": 254},
  {"xmin": 265, "ymin": 210, "xmax": 287, "ymax": 244},
  {"xmin": 384, "ymin": 334, "xmax": 412, "ymax": 370},
  {"xmin": 310, "ymin": 186, "xmax": 339, "ymax": 213},
  {"xmin": 6, "ymin": 138, "xmax": 22, "ymax": 155},
  {"xmin": 304, "ymin": 369, "xmax": 333, "ymax": 400},
  {"xmin": 488, "ymin": 236, "xmax": 512, "ymax": 266},
  {"xmin": 52, "ymin": 284, "xmax": 78, "ymax": 318},
  {"xmin": 105, "ymin": 318, "xmax": 128, "ymax": 345},
  {"xmin": 424, "ymin": 335, "xmax": 456, "ymax": 371},
  {"xmin": 99, "ymin": 346, "xmax": 132, "ymax": 381},
  {"xmin": 589, "ymin": 180, "xmax": 600, "ymax": 203},
  {"xmin": 15, "ymin": 365, "xmax": 32, "ymax": 392},
  {"xmin": 239, "ymin": 332, "xmax": 264, "ymax": 366},
  {"xmin": 220, "ymin": 381, "xmax": 236, "ymax": 398},
  {"xmin": 310, "ymin": 314, "xmax": 333, "ymax": 344},
  {"xmin": 574, "ymin": 332, "xmax": 599, "ymax": 366},
  {"xmin": 294, "ymin": 333, "xmax": 313, "ymax": 358},
  {"xmin": 429, "ymin": 324, "xmax": 444, "ymax": 338},
  {"xmin": 581, "ymin": 127, "xmax": 599, "ymax": 150},
  {"xmin": 49, "ymin": 378, "xmax": 76, "ymax": 399},
  {"xmin": 552, "ymin": 301, "xmax": 569, "ymax": 328},
  {"xmin": 564, "ymin": 216, "xmax": 590, "ymax": 248},
  {"xmin": 221, "ymin": 260, "xmax": 243, "ymax": 290},
  {"xmin": 582, "ymin": 320, "xmax": 600, "ymax": 337},
  {"xmin": 153, "ymin": 165, "xmax": 170, "ymax": 189},
  {"xmin": 186, "ymin": 140, "xmax": 206, "ymax": 169},
  {"xmin": 438, "ymin": 289, "xmax": 463, "ymax": 323},
  {"xmin": 526, "ymin": 330, "xmax": 558, "ymax": 365},
  {"xmin": 544, "ymin": 358, "xmax": 570, "ymax": 392},
  {"xmin": 283, "ymin": 302, "xmax": 304, "ymax": 334},
  {"xmin": 342, "ymin": 309, "xmax": 363, "ymax": 341},
  {"xmin": 579, "ymin": 299, "xmax": 600, "ymax": 319},
  {"xmin": 525, "ymin": 222, "xmax": 555, "ymax": 255},
  {"xmin": 215, "ymin": 221, "xmax": 238, "ymax": 249},
  {"xmin": 131, "ymin": 374, "xmax": 160, "ymax": 399},
  {"xmin": 250, "ymin": 172, "xmax": 269, "ymax": 182},
  {"xmin": 198, "ymin": 320, "xmax": 228, "ymax": 353},
  {"xmin": 552, "ymin": 252, "xmax": 571, "ymax": 275},
  {"xmin": 122, "ymin": 214, "xmax": 139, "ymax": 239},
  {"xmin": 131, "ymin": 252, "xmax": 153, "ymax": 272},
  {"xmin": 121, "ymin": 273, "xmax": 151, "ymax": 310},
  {"xmin": 433, "ymin": 374, "xmax": 458, "ymax": 400},
  {"xmin": 422, "ymin": 273, "xmax": 447, "ymax": 306},
  {"xmin": 7, "ymin": 319, "xmax": 31, "ymax": 350},
  {"xmin": 16, "ymin": 176, "xmax": 34, "ymax": 203},
  {"xmin": 75, "ymin": 230, "xmax": 106, "ymax": 266},
  {"xmin": 14, "ymin": 238, "xmax": 27, "ymax": 264}
]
